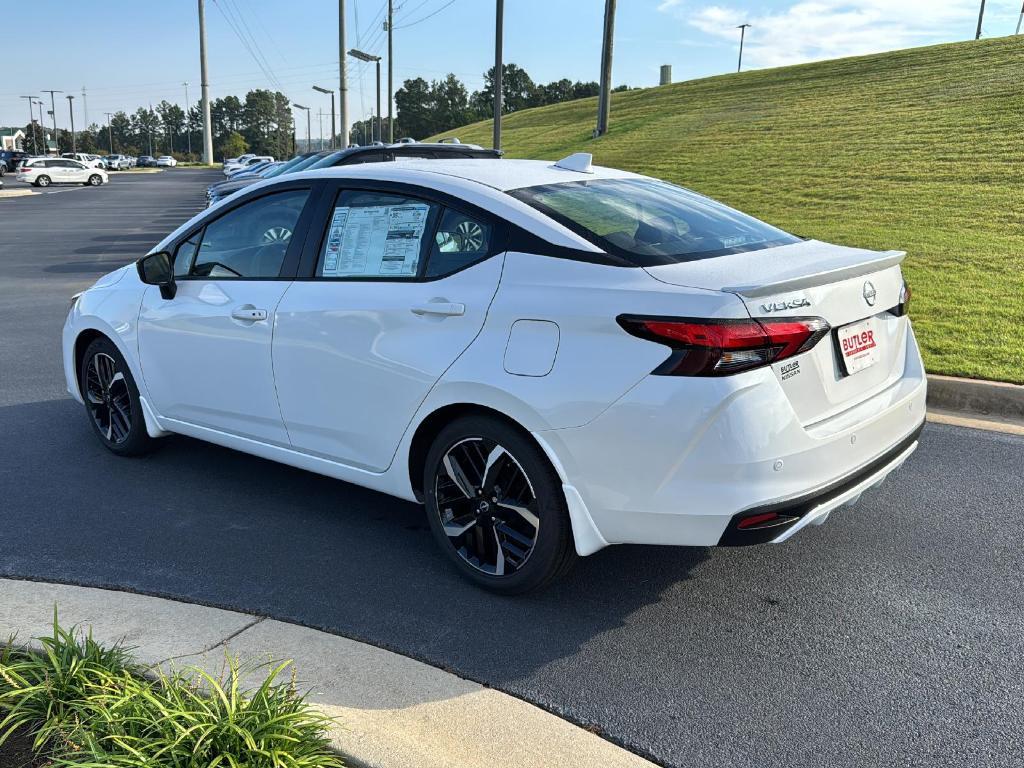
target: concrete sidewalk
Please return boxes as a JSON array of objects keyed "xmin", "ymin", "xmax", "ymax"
[{"xmin": 0, "ymin": 578, "xmax": 656, "ymax": 768}]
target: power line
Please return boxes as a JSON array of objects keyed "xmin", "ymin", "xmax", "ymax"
[
  {"xmin": 395, "ymin": 0, "xmax": 457, "ymax": 29},
  {"xmin": 212, "ymin": 0, "xmax": 283, "ymax": 91}
]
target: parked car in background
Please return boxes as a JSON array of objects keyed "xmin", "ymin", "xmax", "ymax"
[
  {"xmin": 103, "ymin": 154, "xmax": 131, "ymax": 170},
  {"xmin": 156, "ymin": 156, "xmax": 177, "ymax": 167},
  {"xmin": 17, "ymin": 158, "xmax": 107, "ymax": 187},
  {"xmin": 0, "ymin": 150, "xmax": 30, "ymax": 175},
  {"xmin": 127, "ymin": 156, "xmax": 137, "ymax": 168},
  {"xmin": 62, "ymin": 153, "xmax": 106, "ymax": 169},
  {"xmin": 206, "ymin": 144, "xmax": 501, "ymax": 206},
  {"xmin": 224, "ymin": 155, "xmax": 273, "ymax": 176},
  {"xmin": 137, "ymin": 156, "xmax": 157, "ymax": 167}
]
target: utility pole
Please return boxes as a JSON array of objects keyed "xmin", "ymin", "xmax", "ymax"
[
  {"xmin": 313, "ymin": 86, "xmax": 336, "ymax": 148},
  {"xmin": 104, "ymin": 113, "xmax": 115, "ymax": 154},
  {"xmin": 35, "ymin": 100, "xmax": 48, "ymax": 153},
  {"xmin": 318, "ymin": 108, "xmax": 325, "ymax": 149},
  {"xmin": 975, "ymin": 0, "xmax": 986, "ymax": 39},
  {"xmin": 339, "ymin": 0, "xmax": 349, "ymax": 148},
  {"xmin": 184, "ymin": 82, "xmax": 193, "ymax": 157},
  {"xmin": 198, "ymin": 0, "xmax": 214, "ymax": 164},
  {"xmin": 349, "ymin": 49, "xmax": 382, "ymax": 143},
  {"xmin": 293, "ymin": 104, "xmax": 311, "ymax": 151},
  {"xmin": 66, "ymin": 95, "xmax": 76, "ymax": 154},
  {"xmin": 81, "ymin": 87, "xmax": 88, "ymax": 129},
  {"xmin": 595, "ymin": 0, "xmax": 616, "ymax": 137},
  {"xmin": 19, "ymin": 96, "xmax": 38, "ymax": 154},
  {"xmin": 42, "ymin": 90, "xmax": 62, "ymax": 152},
  {"xmin": 386, "ymin": 0, "xmax": 394, "ymax": 142},
  {"xmin": 1017, "ymin": 1, "xmax": 1024, "ymax": 34},
  {"xmin": 493, "ymin": 0, "xmax": 503, "ymax": 150},
  {"xmin": 737, "ymin": 23, "xmax": 751, "ymax": 72}
]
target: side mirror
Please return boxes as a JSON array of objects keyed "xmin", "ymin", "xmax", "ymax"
[{"xmin": 137, "ymin": 251, "xmax": 176, "ymax": 300}]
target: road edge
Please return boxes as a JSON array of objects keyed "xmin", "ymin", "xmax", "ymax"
[{"xmin": 0, "ymin": 578, "xmax": 656, "ymax": 768}]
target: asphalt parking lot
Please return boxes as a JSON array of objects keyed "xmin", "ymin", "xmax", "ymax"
[{"xmin": 1, "ymin": 170, "xmax": 1022, "ymax": 768}]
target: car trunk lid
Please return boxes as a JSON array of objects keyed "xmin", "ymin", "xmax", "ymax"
[{"xmin": 644, "ymin": 239, "xmax": 910, "ymax": 426}]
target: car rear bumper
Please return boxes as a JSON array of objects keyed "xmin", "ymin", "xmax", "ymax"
[{"xmin": 541, "ymin": 324, "xmax": 927, "ymax": 551}]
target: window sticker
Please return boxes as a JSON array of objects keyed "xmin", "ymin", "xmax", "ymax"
[{"xmin": 321, "ymin": 203, "xmax": 430, "ymax": 277}]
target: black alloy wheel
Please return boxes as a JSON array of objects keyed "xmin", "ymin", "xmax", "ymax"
[
  {"xmin": 79, "ymin": 337, "xmax": 158, "ymax": 456},
  {"xmin": 424, "ymin": 416, "xmax": 576, "ymax": 594}
]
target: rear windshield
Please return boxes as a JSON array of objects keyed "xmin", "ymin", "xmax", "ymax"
[{"xmin": 509, "ymin": 178, "xmax": 800, "ymax": 266}]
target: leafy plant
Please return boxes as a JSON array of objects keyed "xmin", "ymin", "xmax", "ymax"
[{"xmin": 0, "ymin": 612, "xmax": 342, "ymax": 768}]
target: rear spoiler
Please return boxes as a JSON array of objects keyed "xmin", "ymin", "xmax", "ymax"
[{"xmin": 723, "ymin": 250, "xmax": 906, "ymax": 299}]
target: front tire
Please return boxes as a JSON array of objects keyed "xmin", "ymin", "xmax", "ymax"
[
  {"xmin": 424, "ymin": 416, "xmax": 576, "ymax": 594},
  {"xmin": 88, "ymin": 174, "xmax": 102, "ymax": 186},
  {"xmin": 79, "ymin": 337, "xmax": 157, "ymax": 456}
]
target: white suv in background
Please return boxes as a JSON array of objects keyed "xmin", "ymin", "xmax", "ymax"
[
  {"xmin": 224, "ymin": 155, "xmax": 272, "ymax": 176},
  {"xmin": 62, "ymin": 153, "xmax": 106, "ymax": 169},
  {"xmin": 17, "ymin": 158, "xmax": 108, "ymax": 187}
]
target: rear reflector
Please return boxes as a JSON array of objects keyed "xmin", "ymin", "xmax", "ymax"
[{"xmin": 618, "ymin": 315, "xmax": 830, "ymax": 376}]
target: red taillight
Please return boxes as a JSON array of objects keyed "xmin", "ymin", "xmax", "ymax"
[
  {"xmin": 618, "ymin": 315, "xmax": 830, "ymax": 376},
  {"xmin": 891, "ymin": 280, "xmax": 911, "ymax": 317}
]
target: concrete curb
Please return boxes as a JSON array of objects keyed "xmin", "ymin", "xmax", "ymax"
[
  {"xmin": 0, "ymin": 579, "xmax": 655, "ymax": 768},
  {"xmin": 926, "ymin": 374, "xmax": 1024, "ymax": 425},
  {"xmin": 0, "ymin": 188, "xmax": 37, "ymax": 199}
]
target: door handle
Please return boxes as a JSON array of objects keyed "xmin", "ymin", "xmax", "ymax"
[
  {"xmin": 410, "ymin": 301, "xmax": 465, "ymax": 317},
  {"xmin": 231, "ymin": 306, "xmax": 268, "ymax": 322}
]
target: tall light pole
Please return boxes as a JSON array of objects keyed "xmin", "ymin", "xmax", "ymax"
[
  {"xmin": 66, "ymin": 94, "xmax": 76, "ymax": 154},
  {"xmin": 104, "ymin": 113, "xmax": 114, "ymax": 154},
  {"xmin": 313, "ymin": 85, "xmax": 336, "ymax": 148},
  {"xmin": 595, "ymin": 0, "xmax": 616, "ymax": 137},
  {"xmin": 35, "ymin": 100, "xmax": 48, "ymax": 153},
  {"xmin": 42, "ymin": 90, "xmax": 63, "ymax": 151},
  {"xmin": 339, "ymin": 0, "xmax": 349, "ymax": 148},
  {"xmin": 19, "ymin": 96, "xmax": 38, "ymax": 154},
  {"xmin": 81, "ymin": 87, "xmax": 88, "ymax": 128},
  {"xmin": 349, "ymin": 49, "xmax": 382, "ymax": 144},
  {"xmin": 975, "ymin": 0, "xmax": 986, "ymax": 39},
  {"xmin": 198, "ymin": 0, "xmax": 214, "ymax": 164},
  {"xmin": 1017, "ymin": 1, "xmax": 1024, "ymax": 34},
  {"xmin": 386, "ymin": 0, "xmax": 394, "ymax": 142},
  {"xmin": 293, "ymin": 104, "xmax": 311, "ymax": 151},
  {"xmin": 737, "ymin": 23, "xmax": 751, "ymax": 72},
  {"xmin": 183, "ymin": 82, "xmax": 193, "ymax": 157},
  {"xmin": 493, "ymin": 0, "xmax": 503, "ymax": 149}
]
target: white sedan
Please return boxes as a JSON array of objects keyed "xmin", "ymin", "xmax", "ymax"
[
  {"xmin": 62, "ymin": 155, "xmax": 926, "ymax": 593},
  {"xmin": 156, "ymin": 156, "xmax": 177, "ymax": 167},
  {"xmin": 18, "ymin": 158, "xmax": 108, "ymax": 187}
]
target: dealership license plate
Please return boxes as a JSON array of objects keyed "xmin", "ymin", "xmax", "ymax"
[{"xmin": 836, "ymin": 318, "xmax": 879, "ymax": 376}]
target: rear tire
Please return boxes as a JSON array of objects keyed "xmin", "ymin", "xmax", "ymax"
[
  {"xmin": 79, "ymin": 337, "xmax": 158, "ymax": 457},
  {"xmin": 35, "ymin": 175, "xmax": 50, "ymax": 187},
  {"xmin": 423, "ymin": 416, "xmax": 576, "ymax": 594},
  {"xmin": 88, "ymin": 174, "xmax": 102, "ymax": 186}
]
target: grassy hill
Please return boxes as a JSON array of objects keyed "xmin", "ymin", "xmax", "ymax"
[{"xmin": 430, "ymin": 37, "xmax": 1024, "ymax": 383}]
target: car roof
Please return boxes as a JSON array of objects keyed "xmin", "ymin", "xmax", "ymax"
[{"xmin": 288, "ymin": 158, "xmax": 638, "ymax": 192}]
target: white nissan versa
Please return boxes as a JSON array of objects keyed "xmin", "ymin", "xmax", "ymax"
[{"xmin": 62, "ymin": 155, "xmax": 926, "ymax": 593}]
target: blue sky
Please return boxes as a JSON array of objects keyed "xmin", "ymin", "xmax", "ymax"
[{"xmin": 3, "ymin": 0, "xmax": 1021, "ymax": 133}]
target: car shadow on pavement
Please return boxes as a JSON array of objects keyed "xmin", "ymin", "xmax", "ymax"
[{"xmin": 0, "ymin": 397, "xmax": 709, "ymax": 683}]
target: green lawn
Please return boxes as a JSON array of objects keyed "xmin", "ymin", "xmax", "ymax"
[{"xmin": 431, "ymin": 36, "xmax": 1024, "ymax": 383}]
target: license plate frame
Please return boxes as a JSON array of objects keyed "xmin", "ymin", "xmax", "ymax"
[{"xmin": 835, "ymin": 317, "xmax": 880, "ymax": 376}]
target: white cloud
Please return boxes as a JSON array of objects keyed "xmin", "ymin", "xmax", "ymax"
[{"xmin": 661, "ymin": 1, "xmax": 1022, "ymax": 69}]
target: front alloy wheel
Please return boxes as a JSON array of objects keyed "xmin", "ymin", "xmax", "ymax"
[
  {"xmin": 424, "ymin": 416, "xmax": 576, "ymax": 593},
  {"xmin": 79, "ymin": 337, "xmax": 157, "ymax": 456}
]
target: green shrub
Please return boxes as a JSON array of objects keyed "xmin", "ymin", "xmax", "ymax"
[{"xmin": 0, "ymin": 613, "xmax": 343, "ymax": 768}]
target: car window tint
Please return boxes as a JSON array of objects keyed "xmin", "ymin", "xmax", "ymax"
[
  {"xmin": 341, "ymin": 151, "xmax": 386, "ymax": 165},
  {"xmin": 174, "ymin": 233, "xmax": 201, "ymax": 277},
  {"xmin": 316, "ymin": 190, "xmax": 439, "ymax": 279},
  {"xmin": 190, "ymin": 189, "xmax": 309, "ymax": 279},
  {"xmin": 424, "ymin": 209, "xmax": 492, "ymax": 278}
]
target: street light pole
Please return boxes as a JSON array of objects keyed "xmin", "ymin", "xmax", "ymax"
[
  {"xmin": 19, "ymin": 96, "xmax": 38, "ymax": 154},
  {"xmin": 339, "ymin": 0, "xmax": 349, "ymax": 148},
  {"xmin": 595, "ymin": 0, "xmax": 616, "ymax": 137},
  {"xmin": 198, "ymin": 0, "xmax": 214, "ymax": 164},
  {"xmin": 35, "ymin": 101, "xmax": 47, "ymax": 153},
  {"xmin": 104, "ymin": 113, "xmax": 114, "ymax": 154},
  {"xmin": 737, "ymin": 23, "xmax": 751, "ymax": 72},
  {"xmin": 42, "ymin": 90, "xmax": 63, "ymax": 152},
  {"xmin": 313, "ymin": 86, "xmax": 337, "ymax": 148},
  {"xmin": 184, "ymin": 82, "xmax": 193, "ymax": 157},
  {"xmin": 293, "ymin": 104, "xmax": 311, "ymax": 151},
  {"xmin": 493, "ymin": 0, "xmax": 503, "ymax": 150},
  {"xmin": 1017, "ymin": 1, "xmax": 1024, "ymax": 34},
  {"xmin": 66, "ymin": 95, "xmax": 76, "ymax": 153},
  {"xmin": 386, "ymin": 0, "xmax": 393, "ymax": 142},
  {"xmin": 348, "ymin": 49, "xmax": 382, "ymax": 144},
  {"xmin": 976, "ymin": 0, "xmax": 986, "ymax": 39}
]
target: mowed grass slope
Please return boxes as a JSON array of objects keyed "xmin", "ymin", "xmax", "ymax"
[{"xmin": 432, "ymin": 37, "xmax": 1024, "ymax": 383}]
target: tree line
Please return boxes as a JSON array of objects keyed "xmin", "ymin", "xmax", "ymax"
[
  {"xmin": 13, "ymin": 63, "xmax": 624, "ymax": 159},
  {"xmin": 16, "ymin": 89, "xmax": 294, "ymax": 160}
]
